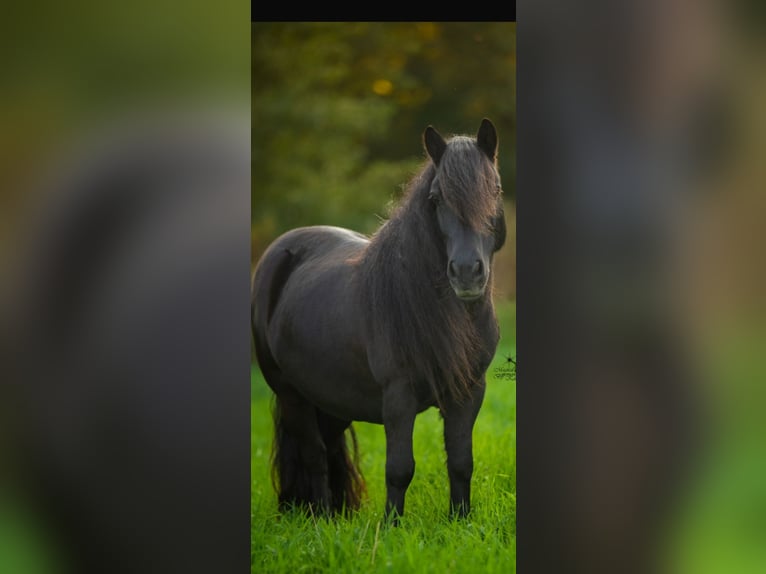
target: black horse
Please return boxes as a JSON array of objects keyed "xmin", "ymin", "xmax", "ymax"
[{"xmin": 252, "ymin": 119, "xmax": 506, "ymax": 520}]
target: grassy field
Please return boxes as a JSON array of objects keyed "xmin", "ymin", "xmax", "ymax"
[{"xmin": 251, "ymin": 301, "xmax": 516, "ymax": 573}]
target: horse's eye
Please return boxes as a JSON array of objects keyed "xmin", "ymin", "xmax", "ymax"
[{"xmin": 428, "ymin": 191, "xmax": 441, "ymax": 205}]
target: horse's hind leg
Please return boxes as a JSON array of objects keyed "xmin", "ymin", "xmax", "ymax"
[
  {"xmin": 272, "ymin": 387, "xmax": 331, "ymax": 513},
  {"xmin": 317, "ymin": 411, "xmax": 366, "ymax": 513}
]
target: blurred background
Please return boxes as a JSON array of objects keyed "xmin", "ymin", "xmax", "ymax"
[
  {"xmin": 518, "ymin": 1, "xmax": 766, "ymax": 573},
  {"xmin": 251, "ymin": 22, "xmax": 517, "ymax": 300},
  {"xmin": 0, "ymin": 2, "xmax": 250, "ymax": 573},
  {"xmin": 0, "ymin": 6, "xmax": 764, "ymax": 574}
]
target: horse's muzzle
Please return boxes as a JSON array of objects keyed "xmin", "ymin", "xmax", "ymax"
[
  {"xmin": 452, "ymin": 287, "xmax": 485, "ymax": 301},
  {"xmin": 448, "ymin": 258, "xmax": 487, "ymax": 301}
]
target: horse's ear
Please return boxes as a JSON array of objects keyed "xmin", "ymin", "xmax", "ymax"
[
  {"xmin": 424, "ymin": 126, "xmax": 447, "ymax": 166},
  {"xmin": 477, "ymin": 118, "xmax": 498, "ymax": 161}
]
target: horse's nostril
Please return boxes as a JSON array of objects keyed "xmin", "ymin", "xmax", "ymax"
[
  {"xmin": 450, "ymin": 259, "xmax": 484, "ymax": 280},
  {"xmin": 448, "ymin": 260, "xmax": 458, "ymax": 278},
  {"xmin": 473, "ymin": 260, "xmax": 483, "ymax": 277}
]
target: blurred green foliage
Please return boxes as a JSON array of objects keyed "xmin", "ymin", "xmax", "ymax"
[
  {"xmin": 0, "ymin": 1, "xmax": 249, "ymax": 255},
  {"xmin": 251, "ymin": 22, "xmax": 516, "ymax": 265}
]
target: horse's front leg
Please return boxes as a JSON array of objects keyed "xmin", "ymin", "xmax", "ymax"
[
  {"xmin": 443, "ymin": 378, "xmax": 486, "ymax": 518},
  {"xmin": 382, "ymin": 380, "xmax": 417, "ymax": 523}
]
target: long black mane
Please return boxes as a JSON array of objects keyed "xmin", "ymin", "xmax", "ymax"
[{"xmin": 358, "ymin": 141, "xmax": 499, "ymax": 407}]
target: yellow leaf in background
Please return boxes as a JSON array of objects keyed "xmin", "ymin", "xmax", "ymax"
[{"xmin": 372, "ymin": 79, "xmax": 393, "ymax": 96}]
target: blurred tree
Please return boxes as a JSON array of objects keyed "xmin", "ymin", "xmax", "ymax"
[{"xmin": 251, "ymin": 22, "xmax": 516, "ymax": 293}]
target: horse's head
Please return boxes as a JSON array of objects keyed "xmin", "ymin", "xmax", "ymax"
[{"xmin": 424, "ymin": 118, "xmax": 506, "ymax": 302}]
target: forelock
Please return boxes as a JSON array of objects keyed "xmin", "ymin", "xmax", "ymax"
[{"xmin": 437, "ymin": 136, "xmax": 499, "ymax": 229}]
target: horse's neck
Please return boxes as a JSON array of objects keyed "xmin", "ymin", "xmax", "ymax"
[{"xmin": 364, "ymin": 215, "xmax": 440, "ymax": 282}]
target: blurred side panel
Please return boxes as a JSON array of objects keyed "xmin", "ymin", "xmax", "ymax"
[
  {"xmin": 517, "ymin": 0, "xmax": 765, "ymax": 572},
  {"xmin": 0, "ymin": 3, "xmax": 250, "ymax": 574}
]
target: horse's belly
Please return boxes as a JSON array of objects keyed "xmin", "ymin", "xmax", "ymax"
[
  {"xmin": 269, "ymin": 303, "xmax": 383, "ymax": 423},
  {"xmin": 278, "ymin": 345, "xmax": 383, "ymax": 423}
]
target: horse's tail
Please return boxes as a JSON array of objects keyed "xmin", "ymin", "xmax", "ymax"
[
  {"xmin": 269, "ymin": 395, "xmax": 317, "ymax": 511},
  {"xmin": 326, "ymin": 423, "xmax": 366, "ymax": 513},
  {"xmin": 270, "ymin": 396, "xmax": 366, "ymax": 514}
]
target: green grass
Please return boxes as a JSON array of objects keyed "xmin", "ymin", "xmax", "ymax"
[{"xmin": 252, "ymin": 301, "xmax": 516, "ymax": 573}]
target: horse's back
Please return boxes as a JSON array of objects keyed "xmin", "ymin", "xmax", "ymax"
[
  {"xmin": 261, "ymin": 225, "xmax": 368, "ymax": 261},
  {"xmin": 252, "ymin": 225, "xmax": 368, "ymax": 319}
]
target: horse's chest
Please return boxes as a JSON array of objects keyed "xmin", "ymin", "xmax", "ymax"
[{"xmin": 411, "ymin": 379, "xmax": 440, "ymax": 412}]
